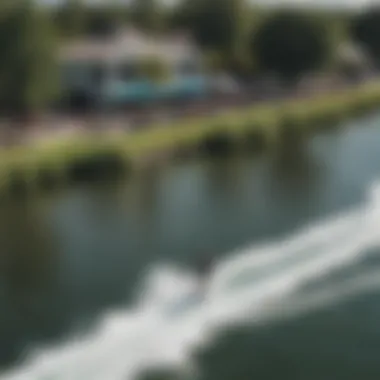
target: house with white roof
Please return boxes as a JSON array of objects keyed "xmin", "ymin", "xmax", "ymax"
[{"xmin": 59, "ymin": 27, "xmax": 208, "ymax": 109}]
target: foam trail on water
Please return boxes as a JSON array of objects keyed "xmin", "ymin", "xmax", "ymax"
[
  {"xmin": 256, "ymin": 266, "xmax": 380, "ymax": 326},
  {"xmin": 3, "ymin": 182, "xmax": 380, "ymax": 380}
]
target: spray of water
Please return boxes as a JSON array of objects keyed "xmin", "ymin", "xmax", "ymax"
[{"xmin": 3, "ymin": 182, "xmax": 380, "ymax": 380}]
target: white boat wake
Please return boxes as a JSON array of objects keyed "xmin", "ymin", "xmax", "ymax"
[{"xmin": 3, "ymin": 182, "xmax": 380, "ymax": 380}]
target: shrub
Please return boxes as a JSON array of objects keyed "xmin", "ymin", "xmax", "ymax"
[
  {"xmin": 199, "ymin": 130, "xmax": 240, "ymax": 156},
  {"xmin": 66, "ymin": 151, "xmax": 130, "ymax": 184}
]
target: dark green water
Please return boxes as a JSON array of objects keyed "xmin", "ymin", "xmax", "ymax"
[{"xmin": 2, "ymin": 112, "xmax": 380, "ymax": 379}]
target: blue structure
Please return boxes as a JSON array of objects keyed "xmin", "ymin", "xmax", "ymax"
[
  {"xmin": 59, "ymin": 28, "xmax": 209, "ymax": 108},
  {"xmin": 104, "ymin": 75, "xmax": 208, "ymax": 105}
]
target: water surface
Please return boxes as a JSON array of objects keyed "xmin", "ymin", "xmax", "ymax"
[{"xmin": 2, "ymin": 112, "xmax": 380, "ymax": 379}]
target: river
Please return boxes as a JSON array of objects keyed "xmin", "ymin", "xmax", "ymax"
[{"xmin": 2, "ymin": 112, "xmax": 380, "ymax": 379}]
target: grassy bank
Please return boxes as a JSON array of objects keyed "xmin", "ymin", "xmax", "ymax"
[{"xmin": 1, "ymin": 81, "xmax": 380, "ymax": 196}]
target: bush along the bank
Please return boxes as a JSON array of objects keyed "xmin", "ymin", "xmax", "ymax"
[
  {"xmin": 0, "ymin": 140, "xmax": 132, "ymax": 198},
  {"xmin": 1, "ymin": 81, "xmax": 380, "ymax": 196},
  {"xmin": 198, "ymin": 129, "xmax": 242, "ymax": 157},
  {"xmin": 65, "ymin": 150, "xmax": 130, "ymax": 184}
]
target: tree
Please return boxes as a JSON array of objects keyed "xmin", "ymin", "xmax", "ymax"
[
  {"xmin": 169, "ymin": 0, "xmax": 252, "ymax": 74},
  {"xmin": 84, "ymin": 6, "xmax": 122, "ymax": 37},
  {"xmin": 129, "ymin": 0, "xmax": 165, "ymax": 32},
  {"xmin": 55, "ymin": 0, "xmax": 86, "ymax": 38},
  {"xmin": 250, "ymin": 10, "xmax": 329, "ymax": 82},
  {"xmin": 171, "ymin": 0, "xmax": 246, "ymax": 54},
  {"xmin": 55, "ymin": 1, "xmax": 129, "ymax": 38},
  {"xmin": 350, "ymin": 7, "xmax": 380, "ymax": 67},
  {"xmin": 0, "ymin": 1, "xmax": 59, "ymax": 119}
]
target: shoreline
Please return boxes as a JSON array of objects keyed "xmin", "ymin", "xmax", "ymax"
[{"xmin": 1, "ymin": 80, "xmax": 380, "ymax": 197}]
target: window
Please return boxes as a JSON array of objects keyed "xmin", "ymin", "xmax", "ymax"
[
  {"xmin": 89, "ymin": 63, "xmax": 106, "ymax": 86},
  {"xmin": 118, "ymin": 62, "xmax": 140, "ymax": 82},
  {"xmin": 177, "ymin": 60, "xmax": 200, "ymax": 76}
]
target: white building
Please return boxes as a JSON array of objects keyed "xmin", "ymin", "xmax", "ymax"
[{"xmin": 59, "ymin": 27, "xmax": 207, "ymax": 108}]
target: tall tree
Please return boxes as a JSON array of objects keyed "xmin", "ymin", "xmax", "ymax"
[
  {"xmin": 0, "ymin": 1, "xmax": 59, "ymax": 118},
  {"xmin": 55, "ymin": 1, "xmax": 131, "ymax": 38},
  {"xmin": 350, "ymin": 7, "xmax": 380, "ymax": 67},
  {"xmin": 250, "ymin": 10, "xmax": 329, "ymax": 82},
  {"xmin": 84, "ymin": 6, "xmax": 123, "ymax": 37},
  {"xmin": 170, "ymin": 0, "xmax": 249, "ymax": 73},
  {"xmin": 55, "ymin": 0, "xmax": 86, "ymax": 38},
  {"xmin": 129, "ymin": 0, "xmax": 165, "ymax": 32},
  {"xmin": 171, "ymin": 0, "xmax": 246, "ymax": 52}
]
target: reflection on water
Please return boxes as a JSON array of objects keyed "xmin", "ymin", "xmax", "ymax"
[
  {"xmin": 271, "ymin": 135, "xmax": 322, "ymax": 194},
  {"xmin": 2, "ymin": 114, "xmax": 380, "ymax": 373},
  {"xmin": 196, "ymin": 284, "xmax": 380, "ymax": 380},
  {"xmin": 0, "ymin": 199, "xmax": 58, "ymax": 368},
  {"xmin": 204, "ymin": 157, "xmax": 248, "ymax": 200},
  {"xmin": 0, "ymin": 201, "xmax": 51, "ymax": 293}
]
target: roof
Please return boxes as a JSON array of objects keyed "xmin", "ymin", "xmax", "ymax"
[{"xmin": 59, "ymin": 27, "xmax": 199, "ymax": 64}]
